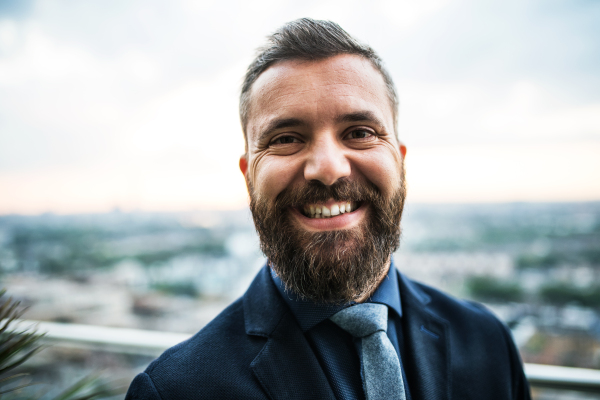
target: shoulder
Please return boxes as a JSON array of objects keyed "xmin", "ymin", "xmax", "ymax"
[
  {"xmin": 416, "ymin": 279, "xmax": 503, "ymax": 324},
  {"xmin": 126, "ymin": 267, "xmax": 286, "ymax": 399},
  {"xmin": 404, "ymin": 275, "xmax": 515, "ymax": 345},
  {"xmin": 126, "ymin": 298, "xmax": 268, "ymax": 400},
  {"xmin": 401, "ymin": 274, "xmax": 530, "ymax": 398},
  {"xmin": 400, "ymin": 272, "xmax": 504, "ymax": 326}
]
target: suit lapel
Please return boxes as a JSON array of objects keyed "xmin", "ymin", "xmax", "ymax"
[
  {"xmin": 398, "ymin": 271, "xmax": 451, "ymax": 400},
  {"xmin": 244, "ymin": 267, "xmax": 336, "ymax": 400}
]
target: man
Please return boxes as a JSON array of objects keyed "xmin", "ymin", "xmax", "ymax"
[{"xmin": 126, "ymin": 18, "xmax": 530, "ymax": 400}]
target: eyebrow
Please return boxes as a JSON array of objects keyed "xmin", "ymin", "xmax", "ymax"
[{"xmin": 336, "ymin": 111, "xmax": 384, "ymax": 127}]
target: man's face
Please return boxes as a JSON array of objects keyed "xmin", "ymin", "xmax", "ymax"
[{"xmin": 240, "ymin": 54, "xmax": 407, "ymax": 303}]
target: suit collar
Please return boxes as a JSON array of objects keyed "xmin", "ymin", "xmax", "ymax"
[
  {"xmin": 243, "ymin": 265, "xmax": 288, "ymax": 337},
  {"xmin": 397, "ymin": 268, "xmax": 432, "ymax": 306}
]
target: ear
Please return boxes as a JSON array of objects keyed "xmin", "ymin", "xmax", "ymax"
[
  {"xmin": 399, "ymin": 143, "xmax": 407, "ymax": 159},
  {"xmin": 239, "ymin": 154, "xmax": 248, "ymax": 176}
]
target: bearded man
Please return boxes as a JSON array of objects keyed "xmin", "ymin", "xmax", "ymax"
[{"xmin": 126, "ymin": 18, "xmax": 530, "ymax": 400}]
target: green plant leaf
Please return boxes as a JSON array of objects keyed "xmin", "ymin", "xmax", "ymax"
[{"xmin": 0, "ymin": 288, "xmax": 123, "ymax": 399}]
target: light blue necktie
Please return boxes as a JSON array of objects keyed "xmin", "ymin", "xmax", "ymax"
[{"xmin": 330, "ymin": 303, "xmax": 406, "ymax": 400}]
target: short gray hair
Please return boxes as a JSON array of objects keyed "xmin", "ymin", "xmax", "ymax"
[{"xmin": 239, "ymin": 18, "xmax": 398, "ymax": 146}]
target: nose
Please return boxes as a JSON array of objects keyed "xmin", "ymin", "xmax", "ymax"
[{"xmin": 303, "ymin": 136, "xmax": 351, "ymax": 186}]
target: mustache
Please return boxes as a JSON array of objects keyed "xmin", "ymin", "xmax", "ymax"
[{"xmin": 274, "ymin": 178, "xmax": 382, "ymax": 210}]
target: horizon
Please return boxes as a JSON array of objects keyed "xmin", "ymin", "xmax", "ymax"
[{"xmin": 1, "ymin": 199, "xmax": 599, "ymax": 218}]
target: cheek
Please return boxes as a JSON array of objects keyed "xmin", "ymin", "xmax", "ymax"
[
  {"xmin": 251, "ymin": 156, "xmax": 303, "ymax": 201},
  {"xmin": 353, "ymin": 151, "xmax": 403, "ymax": 197}
]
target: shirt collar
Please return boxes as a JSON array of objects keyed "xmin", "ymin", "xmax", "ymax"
[{"xmin": 271, "ymin": 260, "xmax": 402, "ymax": 332}]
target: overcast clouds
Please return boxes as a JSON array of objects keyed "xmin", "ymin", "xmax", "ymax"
[{"xmin": 0, "ymin": 0, "xmax": 599, "ymax": 213}]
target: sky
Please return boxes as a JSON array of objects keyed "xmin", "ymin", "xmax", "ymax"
[{"xmin": 0, "ymin": 0, "xmax": 599, "ymax": 214}]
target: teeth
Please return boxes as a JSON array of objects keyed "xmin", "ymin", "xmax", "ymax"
[{"xmin": 304, "ymin": 201, "xmax": 357, "ymax": 219}]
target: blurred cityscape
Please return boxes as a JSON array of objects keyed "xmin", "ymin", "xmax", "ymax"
[{"xmin": 0, "ymin": 202, "xmax": 599, "ymax": 397}]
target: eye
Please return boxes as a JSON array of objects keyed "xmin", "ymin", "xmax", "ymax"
[
  {"xmin": 271, "ymin": 135, "xmax": 301, "ymax": 145},
  {"xmin": 345, "ymin": 128, "xmax": 375, "ymax": 140}
]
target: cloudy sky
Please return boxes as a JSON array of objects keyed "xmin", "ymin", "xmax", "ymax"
[{"xmin": 0, "ymin": 0, "xmax": 599, "ymax": 214}]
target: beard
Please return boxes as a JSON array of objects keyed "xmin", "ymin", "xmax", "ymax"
[{"xmin": 248, "ymin": 168, "xmax": 406, "ymax": 304}]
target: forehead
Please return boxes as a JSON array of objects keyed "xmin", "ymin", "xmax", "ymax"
[{"xmin": 246, "ymin": 54, "xmax": 393, "ymax": 140}]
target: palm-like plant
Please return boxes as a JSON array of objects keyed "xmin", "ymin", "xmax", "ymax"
[
  {"xmin": 0, "ymin": 289, "xmax": 122, "ymax": 399},
  {"xmin": 0, "ymin": 289, "xmax": 44, "ymax": 395}
]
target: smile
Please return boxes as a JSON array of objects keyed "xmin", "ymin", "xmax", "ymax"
[
  {"xmin": 301, "ymin": 201, "xmax": 360, "ymax": 219},
  {"xmin": 290, "ymin": 200, "xmax": 366, "ymax": 231}
]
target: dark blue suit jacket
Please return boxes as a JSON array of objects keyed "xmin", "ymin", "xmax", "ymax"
[{"xmin": 126, "ymin": 266, "xmax": 530, "ymax": 399}]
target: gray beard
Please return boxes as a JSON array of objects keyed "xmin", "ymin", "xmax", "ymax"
[{"xmin": 248, "ymin": 175, "xmax": 405, "ymax": 304}]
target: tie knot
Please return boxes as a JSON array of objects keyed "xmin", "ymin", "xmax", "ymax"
[{"xmin": 330, "ymin": 303, "xmax": 388, "ymax": 338}]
